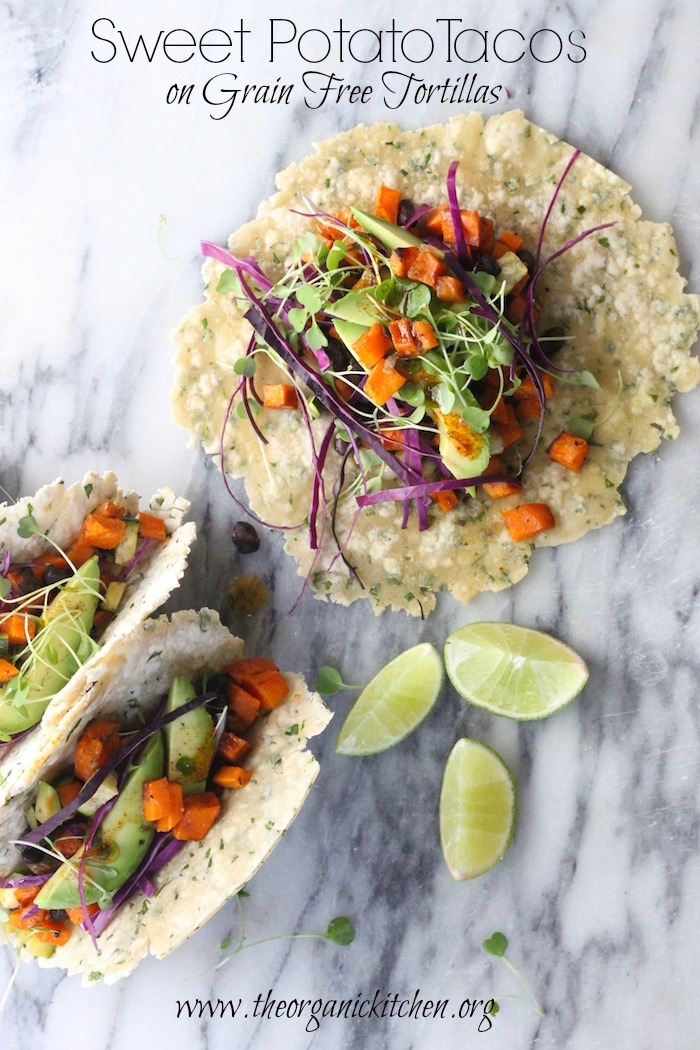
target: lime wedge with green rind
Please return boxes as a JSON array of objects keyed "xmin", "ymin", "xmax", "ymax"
[
  {"xmin": 440, "ymin": 738, "xmax": 517, "ymax": 880},
  {"xmin": 444, "ymin": 622, "xmax": 588, "ymax": 720},
  {"xmin": 335, "ymin": 642, "xmax": 443, "ymax": 755}
]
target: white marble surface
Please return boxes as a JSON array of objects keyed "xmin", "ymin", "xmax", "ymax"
[{"xmin": 1, "ymin": 1, "xmax": 699, "ymax": 1047}]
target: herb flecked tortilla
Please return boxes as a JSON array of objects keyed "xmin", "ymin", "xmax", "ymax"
[
  {"xmin": 0, "ymin": 610, "xmax": 330, "ymax": 984},
  {"xmin": 172, "ymin": 111, "xmax": 699, "ymax": 616}
]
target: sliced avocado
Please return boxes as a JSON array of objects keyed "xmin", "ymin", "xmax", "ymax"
[
  {"xmin": 77, "ymin": 771, "xmax": 119, "ymax": 817},
  {"xmin": 495, "ymin": 251, "xmax": 528, "ymax": 295},
  {"xmin": 101, "ymin": 581, "xmax": 126, "ymax": 613},
  {"xmin": 5, "ymin": 923, "xmax": 56, "ymax": 959},
  {"xmin": 332, "ymin": 319, "xmax": 371, "ymax": 367},
  {"xmin": 35, "ymin": 781, "xmax": 61, "ymax": 824},
  {"xmin": 431, "ymin": 408, "xmax": 491, "ymax": 479},
  {"xmin": 325, "ymin": 290, "xmax": 381, "ymax": 327},
  {"xmin": 350, "ymin": 208, "xmax": 426, "ymax": 252},
  {"xmin": 114, "ymin": 519, "xmax": 139, "ymax": 567},
  {"xmin": 35, "ymin": 731, "xmax": 164, "ymax": 911},
  {"xmin": 0, "ymin": 557, "xmax": 101, "ymax": 737},
  {"xmin": 0, "ymin": 880, "xmax": 22, "ymax": 910},
  {"xmin": 164, "ymin": 676, "xmax": 216, "ymax": 796}
]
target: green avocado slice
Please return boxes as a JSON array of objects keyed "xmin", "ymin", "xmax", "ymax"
[
  {"xmin": 34, "ymin": 731, "xmax": 165, "ymax": 911},
  {"xmin": 0, "ymin": 557, "xmax": 101, "ymax": 737},
  {"xmin": 165, "ymin": 676, "xmax": 216, "ymax": 796}
]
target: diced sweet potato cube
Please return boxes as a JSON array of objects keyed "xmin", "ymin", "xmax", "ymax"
[
  {"xmin": 548, "ymin": 432, "xmax": 589, "ymax": 472},
  {"xmin": 502, "ymin": 503, "xmax": 555, "ymax": 542},
  {"xmin": 172, "ymin": 792, "xmax": 221, "ymax": 842}
]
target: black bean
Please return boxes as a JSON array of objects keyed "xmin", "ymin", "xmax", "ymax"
[
  {"xmin": 232, "ymin": 521, "xmax": 260, "ymax": 555},
  {"xmin": 517, "ymin": 249, "xmax": 536, "ymax": 274},
  {"xmin": 18, "ymin": 843, "xmax": 46, "ymax": 865},
  {"xmin": 324, "ymin": 336, "xmax": 350, "ymax": 372},
  {"xmin": 474, "ymin": 254, "xmax": 501, "ymax": 277},
  {"xmin": 397, "ymin": 198, "xmax": 415, "ymax": 227},
  {"xmin": 49, "ymin": 909, "xmax": 67, "ymax": 921},
  {"xmin": 542, "ymin": 326, "xmax": 566, "ymax": 355},
  {"xmin": 43, "ymin": 565, "xmax": 72, "ymax": 588},
  {"xmin": 334, "ymin": 436, "xmax": 349, "ymax": 457}
]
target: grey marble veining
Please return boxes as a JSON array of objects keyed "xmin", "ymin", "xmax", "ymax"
[{"xmin": 1, "ymin": 1, "xmax": 699, "ymax": 1048}]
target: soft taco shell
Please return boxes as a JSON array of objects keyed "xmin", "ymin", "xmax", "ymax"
[
  {"xmin": 0, "ymin": 609, "xmax": 330, "ymax": 984},
  {"xmin": 172, "ymin": 110, "xmax": 699, "ymax": 615},
  {"xmin": 0, "ymin": 472, "xmax": 195, "ymax": 803}
]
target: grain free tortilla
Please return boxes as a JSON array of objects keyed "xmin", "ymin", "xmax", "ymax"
[
  {"xmin": 0, "ymin": 472, "xmax": 195, "ymax": 801},
  {"xmin": 172, "ymin": 110, "xmax": 699, "ymax": 615},
  {"xmin": 0, "ymin": 610, "xmax": 330, "ymax": 984}
]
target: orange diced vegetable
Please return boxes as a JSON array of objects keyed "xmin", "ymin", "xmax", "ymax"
[
  {"xmin": 227, "ymin": 683, "xmax": 261, "ymax": 732},
  {"xmin": 377, "ymin": 427, "xmax": 406, "ymax": 451},
  {"xmin": 412, "ymin": 321, "xmax": 438, "ymax": 350},
  {"xmin": 353, "ymin": 323, "xmax": 392, "ymax": 369},
  {"xmin": 364, "ymin": 359, "xmax": 406, "ymax": 406},
  {"xmin": 502, "ymin": 503, "xmax": 555, "ymax": 542},
  {"xmin": 218, "ymin": 732, "xmax": 252, "ymax": 764},
  {"xmin": 34, "ymin": 921, "xmax": 71, "ymax": 946},
  {"xmin": 66, "ymin": 902, "xmax": 99, "ymax": 926},
  {"xmin": 65, "ymin": 541, "xmax": 96, "ymax": 568},
  {"xmin": 138, "ymin": 512, "xmax": 167, "ymax": 542},
  {"xmin": 374, "ymin": 185, "xmax": 401, "ymax": 224},
  {"xmin": 443, "ymin": 208, "xmax": 480, "ymax": 247},
  {"xmin": 495, "ymin": 418, "xmax": 524, "ymax": 448},
  {"xmin": 263, "ymin": 384, "xmax": 299, "ymax": 410},
  {"xmin": 74, "ymin": 719, "xmax": 121, "ymax": 782},
  {"xmin": 55, "ymin": 832, "xmax": 84, "ymax": 858},
  {"xmin": 142, "ymin": 777, "xmax": 172, "ymax": 822},
  {"xmin": 388, "ymin": 246, "xmax": 420, "ymax": 278},
  {"xmin": 479, "ymin": 216, "xmax": 495, "ymax": 252},
  {"xmin": 482, "ymin": 456, "xmax": 522, "ymax": 499},
  {"xmin": 213, "ymin": 765, "xmax": 253, "ymax": 789},
  {"xmin": 406, "ymin": 249, "xmax": 446, "ymax": 288},
  {"xmin": 155, "ymin": 782, "xmax": 185, "ymax": 833},
  {"xmin": 93, "ymin": 500, "xmax": 125, "ymax": 519},
  {"xmin": 506, "ymin": 295, "xmax": 528, "ymax": 325},
  {"xmin": 513, "ymin": 373, "xmax": 555, "ymax": 400},
  {"xmin": 548, "ymin": 431, "xmax": 589, "ymax": 472},
  {"xmin": 316, "ymin": 209, "xmax": 350, "ymax": 243},
  {"xmin": 80, "ymin": 513, "xmax": 126, "ymax": 551},
  {"xmin": 500, "ymin": 229, "xmax": 523, "ymax": 251},
  {"xmin": 8, "ymin": 905, "xmax": 51, "ymax": 930},
  {"xmin": 435, "ymin": 276, "xmax": 465, "ymax": 303},
  {"xmin": 57, "ymin": 780, "xmax": 82, "ymax": 807},
  {"xmin": 433, "ymin": 490, "xmax": 458, "ymax": 512},
  {"xmin": 0, "ymin": 658, "xmax": 18, "ymax": 683},
  {"xmin": 0, "ymin": 615, "xmax": 35, "ymax": 647},
  {"xmin": 515, "ymin": 398, "xmax": 542, "ymax": 421},
  {"xmin": 15, "ymin": 885, "xmax": 41, "ymax": 906},
  {"xmin": 172, "ymin": 792, "xmax": 221, "ymax": 842},
  {"xmin": 422, "ymin": 206, "xmax": 445, "ymax": 234},
  {"xmin": 228, "ymin": 658, "xmax": 289, "ymax": 711}
]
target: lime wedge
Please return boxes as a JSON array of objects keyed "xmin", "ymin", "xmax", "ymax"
[
  {"xmin": 335, "ymin": 643, "xmax": 443, "ymax": 755},
  {"xmin": 444, "ymin": 622, "xmax": 588, "ymax": 720},
  {"xmin": 440, "ymin": 739, "xmax": 516, "ymax": 880}
]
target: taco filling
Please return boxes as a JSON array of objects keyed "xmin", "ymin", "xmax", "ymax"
[
  {"xmin": 1, "ymin": 656, "xmax": 289, "ymax": 958},
  {"xmin": 202, "ymin": 158, "xmax": 601, "ymax": 587},
  {"xmin": 0, "ymin": 498, "xmax": 173, "ymax": 742}
]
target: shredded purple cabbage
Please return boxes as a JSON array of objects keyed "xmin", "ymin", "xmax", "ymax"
[{"xmin": 446, "ymin": 161, "xmax": 470, "ymax": 264}]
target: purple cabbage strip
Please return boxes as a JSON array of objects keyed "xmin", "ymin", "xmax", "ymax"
[
  {"xmin": 535, "ymin": 149, "xmax": 581, "ymax": 266},
  {"xmin": 446, "ymin": 161, "xmax": 470, "ymax": 265},
  {"xmin": 356, "ymin": 470, "xmax": 519, "ymax": 508},
  {"xmin": 403, "ymin": 203, "xmax": 432, "ymax": 229},
  {"xmin": 78, "ymin": 797, "xmax": 116, "ymax": 950},
  {"xmin": 91, "ymin": 835, "xmax": 186, "ymax": 938},
  {"xmin": 0, "ymin": 872, "xmax": 52, "ymax": 889},
  {"xmin": 0, "ymin": 725, "xmax": 34, "ymax": 751},
  {"xmin": 1, "ymin": 550, "xmax": 9, "ymax": 576},
  {"xmin": 121, "ymin": 538, "xmax": 153, "ymax": 581},
  {"xmin": 21, "ymin": 692, "xmax": 217, "ymax": 846}
]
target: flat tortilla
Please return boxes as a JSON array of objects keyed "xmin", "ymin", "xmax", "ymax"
[
  {"xmin": 172, "ymin": 111, "xmax": 699, "ymax": 615},
  {"xmin": 0, "ymin": 472, "xmax": 195, "ymax": 802},
  {"xmin": 0, "ymin": 610, "xmax": 330, "ymax": 984}
]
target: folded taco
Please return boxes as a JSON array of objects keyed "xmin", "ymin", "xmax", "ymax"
[
  {"xmin": 0, "ymin": 609, "xmax": 329, "ymax": 984},
  {"xmin": 0, "ymin": 472, "xmax": 195, "ymax": 801},
  {"xmin": 173, "ymin": 110, "xmax": 699, "ymax": 615}
]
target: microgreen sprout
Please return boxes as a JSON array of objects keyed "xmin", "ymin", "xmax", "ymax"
[
  {"xmin": 206, "ymin": 890, "xmax": 355, "ymax": 974},
  {"xmin": 482, "ymin": 931, "xmax": 544, "ymax": 1016},
  {"xmin": 314, "ymin": 665, "xmax": 361, "ymax": 696}
]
